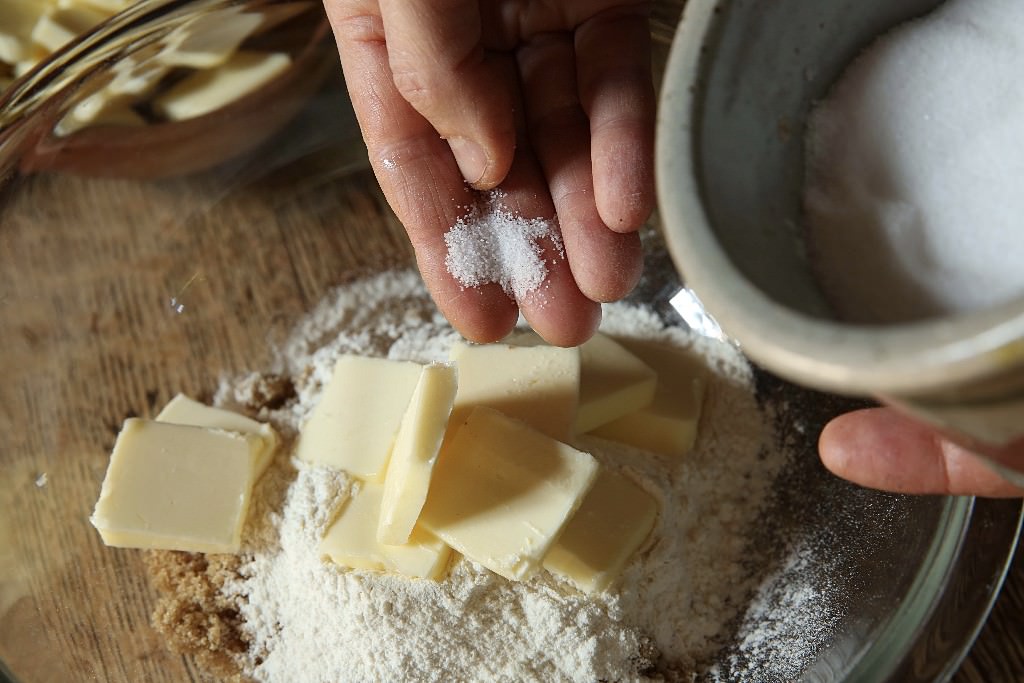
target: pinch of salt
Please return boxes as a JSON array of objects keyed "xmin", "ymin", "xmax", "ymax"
[{"xmin": 444, "ymin": 192, "xmax": 563, "ymax": 301}]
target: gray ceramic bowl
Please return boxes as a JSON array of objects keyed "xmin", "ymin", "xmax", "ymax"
[{"xmin": 656, "ymin": 0, "xmax": 1024, "ymax": 479}]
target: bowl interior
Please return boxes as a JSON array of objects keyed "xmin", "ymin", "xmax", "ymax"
[
  {"xmin": 657, "ymin": 0, "xmax": 1024, "ymax": 402},
  {"xmin": 683, "ymin": 0, "xmax": 942, "ymax": 320}
]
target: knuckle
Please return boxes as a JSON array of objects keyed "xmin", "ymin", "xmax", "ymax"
[
  {"xmin": 389, "ymin": 41, "xmax": 483, "ymax": 113},
  {"xmin": 390, "ymin": 65, "xmax": 433, "ymax": 106},
  {"xmin": 331, "ymin": 9, "xmax": 385, "ymax": 44}
]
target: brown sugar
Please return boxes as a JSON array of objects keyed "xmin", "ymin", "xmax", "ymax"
[{"xmin": 145, "ymin": 550, "xmax": 250, "ymax": 682}]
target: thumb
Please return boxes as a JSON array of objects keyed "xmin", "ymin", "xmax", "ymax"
[
  {"xmin": 819, "ymin": 407, "xmax": 1024, "ymax": 497},
  {"xmin": 379, "ymin": 0, "xmax": 515, "ymax": 189}
]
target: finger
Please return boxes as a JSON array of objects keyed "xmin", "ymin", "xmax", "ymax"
[
  {"xmin": 576, "ymin": 5, "xmax": 655, "ymax": 232},
  {"xmin": 325, "ymin": 1, "xmax": 518, "ymax": 342},
  {"xmin": 451, "ymin": 53, "xmax": 601, "ymax": 347},
  {"xmin": 378, "ymin": 0, "xmax": 515, "ymax": 189},
  {"xmin": 819, "ymin": 408, "xmax": 1024, "ymax": 497},
  {"xmin": 489, "ymin": 137, "xmax": 602, "ymax": 347},
  {"xmin": 518, "ymin": 33, "xmax": 643, "ymax": 303}
]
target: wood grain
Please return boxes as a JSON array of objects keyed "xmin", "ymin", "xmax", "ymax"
[{"xmin": 0, "ymin": 80, "xmax": 410, "ymax": 682}]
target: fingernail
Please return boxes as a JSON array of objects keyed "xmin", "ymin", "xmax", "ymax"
[{"xmin": 449, "ymin": 137, "xmax": 488, "ymax": 186}]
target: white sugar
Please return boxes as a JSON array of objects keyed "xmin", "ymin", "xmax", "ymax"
[
  {"xmin": 804, "ymin": 0, "xmax": 1024, "ymax": 323},
  {"xmin": 444, "ymin": 191, "xmax": 564, "ymax": 300}
]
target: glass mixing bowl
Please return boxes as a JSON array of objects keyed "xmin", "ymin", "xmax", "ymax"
[{"xmin": 0, "ymin": 1, "xmax": 1020, "ymax": 681}]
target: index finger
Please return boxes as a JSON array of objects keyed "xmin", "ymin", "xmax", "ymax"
[{"xmin": 324, "ymin": 1, "xmax": 518, "ymax": 342}]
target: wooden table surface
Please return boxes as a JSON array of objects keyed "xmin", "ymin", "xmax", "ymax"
[
  {"xmin": 2, "ymin": 6, "xmax": 1022, "ymax": 682},
  {"xmin": 962, "ymin": 550, "xmax": 1024, "ymax": 682}
]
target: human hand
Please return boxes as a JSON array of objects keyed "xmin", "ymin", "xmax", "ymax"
[
  {"xmin": 323, "ymin": 0, "xmax": 654, "ymax": 346},
  {"xmin": 819, "ymin": 408, "xmax": 1024, "ymax": 497}
]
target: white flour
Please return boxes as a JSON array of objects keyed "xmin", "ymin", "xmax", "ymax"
[
  {"xmin": 708, "ymin": 540, "xmax": 843, "ymax": 682},
  {"xmin": 213, "ymin": 270, "xmax": 827, "ymax": 682}
]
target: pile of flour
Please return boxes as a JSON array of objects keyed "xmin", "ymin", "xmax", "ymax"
[{"xmin": 209, "ymin": 270, "xmax": 835, "ymax": 682}]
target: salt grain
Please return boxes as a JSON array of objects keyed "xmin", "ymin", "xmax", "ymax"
[
  {"xmin": 804, "ymin": 0, "xmax": 1024, "ymax": 323},
  {"xmin": 444, "ymin": 191, "xmax": 564, "ymax": 300}
]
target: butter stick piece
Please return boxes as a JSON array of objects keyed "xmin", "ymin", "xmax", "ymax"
[
  {"xmin": 108, "ymin": 51, "xmax": 170, "ymax": 96},
  {"xmin": 77, "ymin": 0, "xmax": 133, "ymax": 12},
  {"xmin": 320, "ymin": 482, "xmax": 452, "ymax": 580},
  {"xmin": 13, "ymin": 46, "xmax": 47, "ymax": 77},
  {"xmin": 378, "ymin": 363, "xmax": 457, "ymax": 546},
  {"xmin": 543, "ymin": 469, "xmax": 658, "ymax": 593},
  {"xmin": 156, "ymin": 393, "xmax": 278, "ymax": 477},
  {"xmin": 296, "ymin": 355, "xmax": 422, "ymax": 481},
  {"xmin": 0, "ymin": 0, "xmax": 49, "ymax": 63},
  {"xmin": 0, "ymin": 35, "xmax": 25, "ymax": 67},
  {"xmin": 157, "ymin": 8, "xmax": 264, "ymax": 69},
  {"xmin": 575, "ymin": 333, "xmax": 657, "ymax": 433},
  {"xmin": 90, "ymin": 418, "xmax": 264, "ymax": 553},
  {"xmin": 56, "ymin": 95, "xmax": 146, "ymax": 136},
  {"xmin": 154, "ymin": 50, "xmax": 291, "ymax": 121},
  {"xmin": 448, "ymin": 341, "xmax": 579, "ymax": 441},
  {"xmin": 420, "ymin": 406, "xmax": 598, "ymax": 581},
  {"xmin": 31, "ymin": 5, "xmax": 109, "ymax": 53},
  {"xmin": 505, "ymin": 331, "xmax": 656, "ymax": 434},
  {"xmin": 589, "ymin": 340, "xmax": 707, "ymax": 457}
]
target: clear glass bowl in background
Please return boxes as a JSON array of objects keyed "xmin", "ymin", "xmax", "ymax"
[{"xmin": 0, "ymin": 1, "xmax": 1020, "ymax": 681}]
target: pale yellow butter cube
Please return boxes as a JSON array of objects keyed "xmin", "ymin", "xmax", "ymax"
[
  {"xmin": 0, "ymin": 35, "xmax": 21, "ymax": 66},
  {"xmin": 77, "ymin": 0, "xmax": 133, "ymax": 13},
  {"xmin": 0, "ymin": 34, "xmax": 25, "ymax": 66},
  {"xmin": 90, "ymin": 418, "xmax": 265, "ymax": 553},
  {"xmin": 157, "ymin": 8, "xmax": 264, "ymax": 69},
  {"xmin": 589, "ymin": 340, "xmax": 707, "ymax": 457},
  {"xmin": 108, "ymin": 51, "xmax": 170, "ymax": 96},
  {"xmin": 503, "ymin": 333, "xmax": 655, "ymax": 436},
  {"xmin": 0, "ymin": 0, "xmax": 51, "ymax": 63},
  {"xmin": 154, "ymin": 50, "xmax": 291, "ymax": 121},
  {"xmin": 13, "ymin": 46, "xmax": 48, "ymax": 77},
  {"xmin": 55, "ymin": 94, "xmax": 146, "ymax": 136},
  {"xmin": 296, "ymin": 355, "xmax": 422, "ymax": 481},
  {"xmin": 54, "ymin": 54, "xmax": 167, "ymax": 134},
  {"xmin": 378, "ymin": 363, "xmax": 457, "ymax": 546},
  {"xmin": 543, "ymin": 469, "xmax": 658, "ymax": 593},
  {"xmin": 156, "ymin": 393, "xmax": 278, "ymax": 477},
  {"xmin": 31, "ymin": 5, "xmax": 108, "ymax": 53},
  {"xmin": 320, "ymin": 482, "xmax": 451, "ymax": 580},
  {"xmin": 504, "ymin": 331, "xmax": 655, "ymax": 434},
  {"xmin": 448, "ymin": 341, "xmax": 579, "ymax": 441},
  {"xmin": 420, "ymin": 406, "xmax": 598, "ymax": 581},
  {"xmin": 575, "ymin": 333, "xmax": 657, "ymax": 433},
  {"xmin": 30, "ymin": 15, "xmax": 75, "ymax": 55}
]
